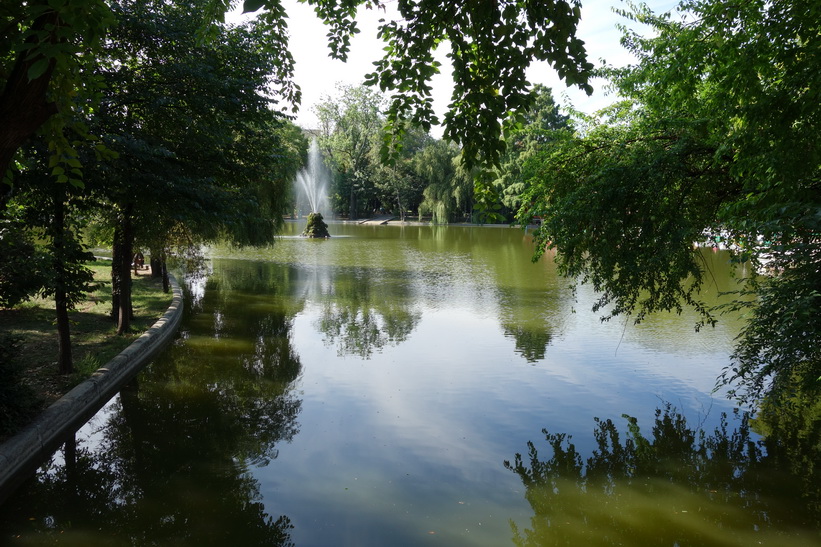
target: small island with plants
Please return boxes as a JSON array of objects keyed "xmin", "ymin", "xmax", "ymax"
[{"xmin": 301, "ymin": 212, "xmax": 330, "ymax": 238}]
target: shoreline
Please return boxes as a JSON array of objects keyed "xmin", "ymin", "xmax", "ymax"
[{"xmin": 0, "ymin": 274, "xmax": 184, "ymax": 506}]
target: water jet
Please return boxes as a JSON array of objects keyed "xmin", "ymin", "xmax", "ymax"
[{"xmin": 295, "ymin": 138, "xmax": 331, "ymax": 237}]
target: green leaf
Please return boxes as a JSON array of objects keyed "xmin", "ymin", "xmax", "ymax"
[
  {"xmin": 243, "ymin": 0, "xmax": 266, "ymax": 14},
  {"xmin": 27, "ymin": 58, "xmax": 50, "ymax": 81}
]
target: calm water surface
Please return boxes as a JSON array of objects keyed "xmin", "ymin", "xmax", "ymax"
[{"xmin": 2, "ymin": 222, "xmax": 817, "ymax": 545}]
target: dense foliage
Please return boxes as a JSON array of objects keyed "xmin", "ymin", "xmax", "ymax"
[
  {"xmin": 414, "ymin": 139, "xmax": 466, "ymax": 224},
  {"xmin": 313, "ymin": 83, "xmax": 569, "ymax": 223},
  {"xmin": 518, "ymin": 0, "xmax": 820, "ymax": 403},
  {"xmin": 362, "ymin": 0, "xmax": 592, "ymax": 166},
  {"xmin": 90, "ymin": 0, "xmax": 302, "ymax": 244},
  {"xmin": 0, "ymin": 219, "xmax": 49, "ymax": 308},
  {"xmin": 0, "ymin": 335, "xmax": 38, "ymax": 438},
  {"xmin": 0, "ymin": 0, "xmax": 114, "ymax": 181}
]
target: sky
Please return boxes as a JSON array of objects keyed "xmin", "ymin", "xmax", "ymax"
[{"xmin": 230, "ymin": 0, "xmax": 680, "ymax": 135}]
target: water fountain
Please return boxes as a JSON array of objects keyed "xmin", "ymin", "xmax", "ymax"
[{"xmin": 296, "ymin": 138, "xmax": 331, "ymax": 238}]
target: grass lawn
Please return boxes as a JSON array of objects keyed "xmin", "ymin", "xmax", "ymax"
[{"xmin": 0, "ymin": 260, "xmax": 172, "ymax": 441}]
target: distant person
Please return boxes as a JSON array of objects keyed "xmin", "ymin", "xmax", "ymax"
[{"xmin": 132, "ymin": 251, "xmax": 145, "ymax": 274}]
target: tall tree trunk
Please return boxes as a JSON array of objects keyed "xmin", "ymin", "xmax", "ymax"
[
  {"xmin": 55, "ymin": 288, "xmax": 72, "ymax": 373},
  {"xmin": 0, "ymin": 10, "xmax": 60, "ymax": 176},
  {"xmin": 117, "ymin": 204, "xmax": 134, "ymax": 334},
  {"xmin": 149, "ymin": 246, "xmax": 169, "ymax": 291},
  {"xmin": 111, "ymin": 226, "xmax": 122, "ymax": 321},
  {"xmin": 161, "ymin": 251, "xmax": 169, "ymax": 293},
  {"xmin": 149, "ymin": 248, "xmax": 162, "ymax": 279},
  {"xmin": 52, "ymin": 186, "xmax": 73, "ymax": 374},
  {"xmin": 396, "ymin": 187, "xmax": 404, "ymax": 222}
]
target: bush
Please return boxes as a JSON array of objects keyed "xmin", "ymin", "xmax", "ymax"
[
  {"xmin": 0, "ymin": 221, "xmax": 50, "ymax": 309},
  {"xmin": 0, "ymin": 334, "xmax": 39, "ymax": 439}
]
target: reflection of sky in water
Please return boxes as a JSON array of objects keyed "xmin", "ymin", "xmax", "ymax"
[
  {"xmin": 213, "ymin": 223, "xmax": 749, "ymax": 545},
  {"xmin": 20, "ymin": 223, "xmax": 802, "ymax": 547},
  {"xmin": 265, "ymin": 292, "xmax": 742, "ymax": 545}
]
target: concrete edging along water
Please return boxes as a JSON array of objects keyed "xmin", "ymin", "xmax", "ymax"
[{"xmin": 0, "ymin": 274, "xmax": 183, "ymax": 505}]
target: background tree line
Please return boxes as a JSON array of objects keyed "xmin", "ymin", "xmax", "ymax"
[{"xmin": 310, "ymin": 82, "xmax": 568, "ymax": 225}]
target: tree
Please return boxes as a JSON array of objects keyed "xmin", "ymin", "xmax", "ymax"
[
  {"xmin": 1, "ymin": 2, "xmax": 106, "ymax": 368},
  {"xmin": 370, "ymin": 124, "xmax": 430, "ymax": 220},
  {"xmin": 44, "ymin": 182, "xmax": 95, "ymax": 373},
  {"xmin": 498, "ymin": 84, "xmax": 569, "ymax": 213},
  {"xmin": 414, "ymin": 140, "xmax": 466, "ymax": 224},
  {"xmin": 518, "ymin": 0, "xmax": 820, "ymax": 404},
  {"xmin": 472, "ymin": 84, "xmax": 571, "ymax": 224},
  {"xmin": 82, "ymin": 0, "xmax": 303, "ymax": 333},
  {"xmin": 362, "ymin": 0, "xmax": 592, "ymax": 167},
  {"xmin": 8, "ymin": 143, "xmax": 96, "ymax": 373},
  {"xmin": 314, "ymin": 83, "xmax": 385, "ymax": 219},
  {"xmin": 0, "ymin": 0, "xmax": 114, "ymax": 181}
]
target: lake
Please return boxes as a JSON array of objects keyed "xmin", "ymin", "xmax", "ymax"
[{"xmin": 1, "ymin": 221, "xmax": 817, "ymax": 545}]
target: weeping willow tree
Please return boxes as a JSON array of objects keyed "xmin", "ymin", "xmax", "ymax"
[{"xmin": 414, "ymin": 140, "xmax": 472, "ymax": 224}]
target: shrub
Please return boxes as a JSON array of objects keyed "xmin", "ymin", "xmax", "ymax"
[{"xmin": 0, "ymin": 334, "xmax": 39, "ymax": 439}]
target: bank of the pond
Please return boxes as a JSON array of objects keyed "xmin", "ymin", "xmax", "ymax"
[{"xmin": 0, "ymin": 274, "xmax": 183, "ymax": 505}]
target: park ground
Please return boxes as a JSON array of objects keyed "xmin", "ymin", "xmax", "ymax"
[{"xmin": 0, "ymin": 261, "xmax": 172, "ymax": 442}]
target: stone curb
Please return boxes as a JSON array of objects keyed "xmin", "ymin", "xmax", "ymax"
[{"xmin": 0, "ymin": 274, "xmax": 184, "ymax": 505}]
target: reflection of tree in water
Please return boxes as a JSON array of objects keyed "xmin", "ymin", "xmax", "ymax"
[
  {"xmin": 497, "ymin": 283, "xmax": 566, "ymax": 363},
  {"xmin": 2, "ymin": 427, "xmax": 296, "ymax": 546},
  {"xmin": 502, "ymin": 322, "xmax": 554, "ymax": 362},
  {"xmin": 753, "ymin": 383, "xmax": 821, "ymax": 521},
  {"xmin": 0, "ymin": 259, "xmax": 304, "ymax": 545},
  {"xmin": 492, "ymin": 242, "xmax": 566, "ymax": 364},
  {"xmin": 0, "ymin": 376, "xmax": 299, "ymax": 545},
  {"xmin": 506, "ymin": 401, "xmax": 821, "ymax": 546},
  {"xmin": 315, "ymin": 268, "xmax": 421, "ymax": 358}
]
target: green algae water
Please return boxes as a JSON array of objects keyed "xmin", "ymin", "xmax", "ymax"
[{"xmin": 1, "ymin": 222, "xmax": 818, "ymax": 545}]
